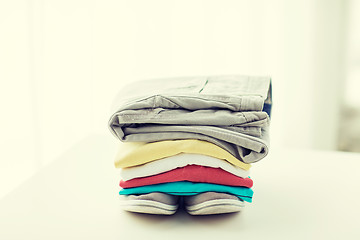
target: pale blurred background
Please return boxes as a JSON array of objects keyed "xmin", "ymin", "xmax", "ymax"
[{"xmin": 0, "ymin": 0, "xmax": 359, "ymax": 198}]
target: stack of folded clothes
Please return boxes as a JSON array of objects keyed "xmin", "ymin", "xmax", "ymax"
[{"xmin": 108, "ymin": 75, "xmax": 272, "ymax": 215}]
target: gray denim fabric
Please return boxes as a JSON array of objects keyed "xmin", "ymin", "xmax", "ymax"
[{"xmin": 108, "ymin": 75, "xmax": 272, "ymax": 163}]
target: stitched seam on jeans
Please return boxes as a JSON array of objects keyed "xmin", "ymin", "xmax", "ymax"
[
  {"xmin": 120, "ymin": 95, "xmax": 262, "ymax": 111},
  {"xmin": 240, "ymin": 112, "xmax": 248, "ymax": 125},
  {"xmin": 239, "ymin": 97, "xmax": 242, "ymax": 112},
  {"xmin": 158, "ymin": 95, "xmax": 246, "ymax": 109},
  {"xmin": 169, "ymin": 94, "xmax": 258, "ymax": 101},
  {"xmin": 118, "ymin": 113, "xmax": 250, "ymax": 124},
  {"xmin": 159, "ymin": 95, "xmax": 185, "ymax": 108}
]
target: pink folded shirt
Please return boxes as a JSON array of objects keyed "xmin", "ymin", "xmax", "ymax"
[{"xmin": 120, "ymin": 165, "xmax": 253, "ymax": 188}]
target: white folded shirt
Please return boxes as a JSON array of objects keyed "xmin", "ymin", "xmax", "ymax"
[{"xmin": 120, "ymin": 153, "xmax": 250, "ymax": 181}]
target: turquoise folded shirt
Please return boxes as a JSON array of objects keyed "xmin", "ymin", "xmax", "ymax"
[{"xmin": 119, "ymin": 181, "xmax": 253, "ymax": 203}]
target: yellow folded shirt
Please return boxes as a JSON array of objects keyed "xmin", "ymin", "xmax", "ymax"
[{"xmin": 114, "ymin": 139, "xmax": 251, "ymax": 170}]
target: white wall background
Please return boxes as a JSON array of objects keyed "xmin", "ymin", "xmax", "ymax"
[
  {"xmin": 0, "ymin": 0, "xmax": 349, "ymax": 198},
  {"xmin": 346, "ymin": 0, "xmax": 360, "ymax": 108}
]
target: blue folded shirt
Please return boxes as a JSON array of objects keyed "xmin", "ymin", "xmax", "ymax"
[{"xmin": 119, "ymin": 181, "xmax": 253, "ymax": 203}]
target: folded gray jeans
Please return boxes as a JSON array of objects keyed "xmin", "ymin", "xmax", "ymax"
[{"xmin": 108, "ymin": 75, "xmax": 272, "ymax": 163}]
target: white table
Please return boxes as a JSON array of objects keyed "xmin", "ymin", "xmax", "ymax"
[{"xmin": 1, "ymin": 135, "xmax": 360, "ymax": 240}]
